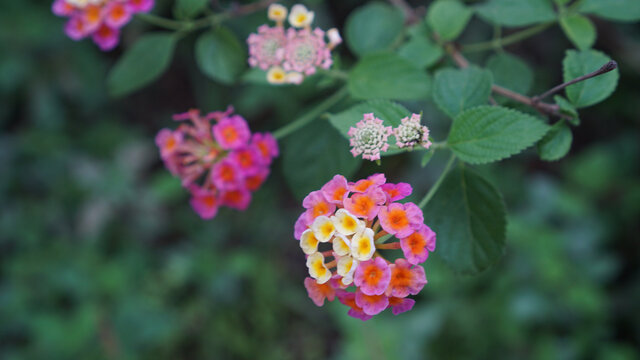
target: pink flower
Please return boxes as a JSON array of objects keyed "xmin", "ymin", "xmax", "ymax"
[
  {"xmin": 127, "ymin": 0, "xmax": 154, "ymax": 13},
  {"xmin": 65, "ymin": 16, "xmax": 89, "ymax": 40},
  {"xmin": 394, "ymin": 113, "xmax": 432, "ymax": 149},
  {"xmin": 354, "ymin": 257, "xmax": 391, "ymax": 296},
  {"xmin": 343, "ymin": 186, "xmax": 386, "ymax": 221},
  {"xmin": 348, "ymin": 113, "xmax": 392, "ymax": 161},
  {"xmin": 378, "ymin": 202, "xmax": 424, "ymax": 238},
  {"xmin": 213, "ymin": 115, "xmax": 251, "ymax": 150},
  {"xmin": 348, "ymin": 173, "xmax": 386, "ymax": 193},
  {"xmin": 251, "ymin": 133, "xmax": 279, "ymax": 164},
  {"xmin": 229, "ymin": 146, "xmax": 263, "ymax": 175},
  {"xmin": 244, "ymin": 167, "xmax": 269, "ymax": 191},
  {"xmin": 52, "ymin": 0, "xmax": 74, "ymax": 16},
  {"xmin": 355, "ymin": 288, "xmax": 389, "ymax": 316},
  {"xmin": 380, "ymin": 182, "xmax": 412, "ymax": 202},
  {"xmin": 155, "ymin": 128, "xmax": 183, "ymax": 159},
  {"xmin": 92, "ymin": 24, "xmax": 120, "ymax": 51},
  {"xmin": 281, "ymin": 27, "xmax": 332, "ymax": 75},
  {"xmin": 400, "ymin": 224, "xmax": 436, "ymax": 265},
  {"xmin": 385, "ymin": 259, "xmax": 427, "ymax": 298},
  {"xmin": 220, "ymin": 188, "xmax": 252, "ymax": 211},
  {"xmin": 104, "ymin": 1, "xmax": 132, "ymax": 29},
  {"xmin": 304, "ymin": 277, "xmax": 336, "ymax": 306},
  {"xmin": 211, "ymin": 158, "xmax": 244, "ymax": 190},
  {"xmin": 247, "ymin": 25, "xmax": 287, "ymax": 70},
  {"xmin": 303, "ymin": 190, "xmax": 336, "ymax": 220},
  {"xmin": 337, "ymin": 290, "xmax": 372, "ymax": 321},
  {"xmin": 388, "ymin": 297, "xmax": 415, "ymax": 315},
  {"xmin": 81, "ymin": 5, "xmax": 104, "ymax": 34},
  {"xmin": 294, "ymin": 211, "xmax": 311, "ymax": 240},
  {"xmin": 321, "ymin": 175, "xmax": 349, "ymax": 205},
  {"xmin": 189, "ymin": 186, "xmax": 219, "ymax": 220}
]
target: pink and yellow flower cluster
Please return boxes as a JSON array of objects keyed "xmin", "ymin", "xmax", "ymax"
[
  {"xmin": 349, "ymin": 113, "xmax": 432, "ymax": 161},
  {"xmin": 52, "ymin": 0, "xmax": 153, "ymax": 51},
  {"xmin": 247, "ymin": 4, "xmax": 342, "ymax": 85},
  {"xmin": 156, "ymin": 107, "xmax": 278, "ymax": 219},
  {"xmin": 295, "ymin": 173, "xmax": 436, "ymax": 320}
]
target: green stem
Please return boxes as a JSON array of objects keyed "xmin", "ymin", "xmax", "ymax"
[
  {"xmin": 462, "ymin": 22, "xmax": 554, "ymax": 53},
  {"xmin": 273, "ymin": 87, "xmax": 349, "ymax": 140},
  {"xmin": 418, "ymin": 153, "xmax": 456, "ymax": 209},
  {"xmin": 135, "ymin": 13, "xmax": 187, "ymax": 31}
]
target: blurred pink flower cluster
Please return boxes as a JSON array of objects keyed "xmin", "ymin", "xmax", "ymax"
[
  {"xmin": 295, "ymin": 173, "xmax": 436, "ymax": 320},
  {"xmin": 156, "ymin": 107, "xmax": 278, "ymax": 219},
  {"xmin": 52, "ymin": 0, "xmax": 153, "ymax": 50}
]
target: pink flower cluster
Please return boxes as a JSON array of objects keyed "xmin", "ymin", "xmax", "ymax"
[
  {"xmin": 155, "ymin": 107, "xmax": 278, "ymax": 219},
  {"xmin": 295, "ymin": 173, "xmax": 436, "ymax": 321},
  {"xmin": 349, "ymin": 113, "xmax": 432, "ymax": 162},
  {"xmin": 247, "ymin": 4, "xmax": 342, "ymax": 84},
  {"xmin": 52, "ymin": 0, "xmax": 153, "ymax": 51}
]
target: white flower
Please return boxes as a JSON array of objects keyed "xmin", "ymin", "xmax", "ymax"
[
  {"xmin": 288, "ymin": 4, "xmax": 314, "ymax": 28},
  {"xmin": 266, "ymin": 66, "xmax": 287, "ymax": 84},
  {"xmin": 268, "ymin": 3, "xmax": 288, "ymax": 23}
]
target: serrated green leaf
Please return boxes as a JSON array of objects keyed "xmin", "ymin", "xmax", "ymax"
[
  {"xmin": 447, "ymin": 106, "xmax": 550, "ymax": 164},
  {"xmin": 282, "ymin": 121, "xmax": 361, "ymax": 200},
  {"xmin": 563, "ymin": 50, "xmax": 619, "ymax": 108},
  {"xmin": 486, "ymin": 52, "xmax": 533, "ymax": 95},
  {"xmin": 173, "ymin": 0, "xmax": 208, "ymax": 19},
  {"xmin": 476, "ymin": 0, "xmax": 556, "ymax": 27},
  {"xmin": 553, "ymin": 95, "xmax": 580, "ymax": 125},
  {"xmin": 578, "ymin": 0, "xmax": 640, "ymax": 22},
  {"xmin": 398, "ymin": 33, "xmax": 444, "ymax": 69},
  {"xmin": 328, "ymin": 100, "xmax": 410, "ymax": 157},
  {"xmin": 348, "ymin": 53, "xmax": 431, "ymax": 101},
  {"xmin": 345, "ymin": 3, "xmax": 404, "ymax": 57},
  {"xmin": 423, "ymin": 165, "xmax": 506, "ymax": 274},
  {"xmin": 426, "ymin": 0, "xmax": 473, "ymax": 41},
  {"xmin": 537, "ymin": 121, "xmax": 572, "ymax": 161},
  {"xmin": 107, "ymin": 33, "xmax": 176, "ymax": 97},
  {"xmin": 433, "ymin": 66, "xmax": 493, "ymax": 118},
  {"xmin": 560, "ymin": 14, "xmax": 596, "ymax": 50},
  {"xmin": 195, "ymin": 27, "xmax": 246, "ymax": 84}
]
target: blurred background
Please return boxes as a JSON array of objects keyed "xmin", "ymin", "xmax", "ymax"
[{"xmin": 1, "ymin": 0, "xmax": 639, "ymax": 359}]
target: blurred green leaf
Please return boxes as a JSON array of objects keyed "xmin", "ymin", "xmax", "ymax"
[
  {"xmin": 173, "ymin": 0, "xmax": 208, "ymax": 19},
  {"xmin": 554, "ymin": 95, "xmax": 580, "ymax": 125},
  {"xmin": 195, "ymin": 27, "xmax": 247, "ymax": 84},
  {"xmin": 397, "ymin": 32, "xmax": 444, "ymax": 69},
  {"xmin": 563, "ymin": 49, "xmax": 619, "ymax": 108},
  {"xmin": 448, "ymin": 106, "xmax": 550, "ymax": 164},
  {"xmin": 421, "ymin": 149, "xmax": 435, "ymax": 167},
  {"xmin": 560, "ymin": 14, "xmax": 596, "ymax": 50},
  {"xmin": 107, "ymin": 33, "xmax": 176, "ymax": 96},
  {"xmin": 476, "ymin": 0, "xmax": 556, "ymax": 27},
  {"xmin": 578, "ymin": 0, "xmax": 640, "ymax": 22},
  {"xmin": 348, "ymin": 53, "xmax": 431, "ymax": 101},
  {"xmin": 282, "ymin": 121, "xmax": 361, "ymax": 200},
  {"xmin": 433, "ymin": 66, "xmax": 493, "ymax": 118},
  {"xmin": 486, "ymin": 52, "xmax": 534, "ymax": 95},
  {"xmin": 424, "ymin": 165, "xmax": 506, "ymax": 274},
  {"xmin": 427, "ymin": 0, "xmax": 473, "ymax": 41},
  {"xmin": 345, "ymin": 3, "xmax": 404, "ymax": 57},
  {"xmin": 537, "ymin": 121, "xmax": 572, "ymax": 161}
]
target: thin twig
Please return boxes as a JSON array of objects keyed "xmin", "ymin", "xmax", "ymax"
[{"xmin": 533, "ymin": 60, "xmax": 618, "ymax": 103}]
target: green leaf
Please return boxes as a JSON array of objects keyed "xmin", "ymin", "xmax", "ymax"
[
  {"xmin": 578, "ymin": 0, "xmax": 640, "ymax": 22},
  {"xmin": 476, "ymin": 0, "xmax": 556, "ymax": 27},
  {"xmin": 537, "ymin": 121, "xmax": 572, "ymax": 161},
  {"xmin": 173, "ymin": 0, "xmax": 208, "ymax": 19},
  {"xmin": 448, "ymin": 106, "xmax": 550, "ymax": 164},
  {"xmin": 423, "ymin": 165, "xmax": 506, "ymax": 274},
  {"xmin": 398, "ymin": 34, "xmax": 444, "ymax": 69},
  {"xmin": 345, "ymin": 3, "xmax": 404, "ymax": 57},
  {"xmin": 560, "ymin": 14, "xmax": 596, "ymax": 50},
  {"xmin": 563, "ymin": 50, "xmax": 619, "ymax": 108},
  {"xmin": 328, "ymin": 100, "xmax": 410, "ymax": 157},
  {"xmin": 195, "ymin": 27, "xmax": 247, "ymax": 84},
  {"xmin": 282, "ymin": 121, "xmax": 361, "ymax": 200},
  {"xmin": 348, "ymin": 53, "xmax": 431, "ymax": 101},
  {"xmin": 107, "ymin": 33, "xmax": 176, "ymax": 97},
  {"xmin": 433, "ymin": 66, "xmax": 493, "ymax": 118},
  {"xmin": 426, "ymin": 0, "xmax": 473, "ymax": 41},
  {"xmin": 486, "ymin": 52, "xmax": 533, "ymax": 95},
  {"xmin": 421, "ymin": 149, "xmax": 435, "ymax": 167},
  {"xmin": 554, "ymin": 95, "xmax": 580, "ymax": 125}
]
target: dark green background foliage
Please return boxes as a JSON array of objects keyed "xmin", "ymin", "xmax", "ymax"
[{"xmin": 1, "ymin": 0, "xmax": 640, "ymax": 359}]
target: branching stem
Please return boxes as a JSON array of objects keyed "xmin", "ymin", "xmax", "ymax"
[{"xmin": 462, "ymin": 22, "xmax": 554, "ymax": 53}]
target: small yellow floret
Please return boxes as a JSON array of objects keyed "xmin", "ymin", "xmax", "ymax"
[
  {"xmin": 267, "ymin": 67, "xmax": 287, "ymax": 84},
  {"xmin": 268, "ymin": 4, "xmax": 287, "ymax": 22},
  {"xmin": 333, "ymin": 234, "xmax": 351, "ymax": 256},
  {"xmin": 332, "ymin": 209, "xmax": 363, "ymax": 236},
  {"xmin": 288, "ymin": 4, "xmax": 314, "ymax": 28},
  {"xmin": 306, "ymin": 253, "xmax": 331, "ymax": 284},
  {"xmin": 338, "ymin": 256, "xmax": 358, "ymax": 285},
  {"xmin": 300, "ymin": 229, "xmax": 319, "ymax": 255},
  {"xmin": 311, "ymin": 215, "xmax": 335, "ymax": 243},
  {"xmin": 350, "ymin": 228, "xmax": 375, "ymax": 261}
]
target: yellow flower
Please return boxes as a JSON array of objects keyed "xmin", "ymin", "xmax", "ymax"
[
  {"xmin": 267, "ymin": 4, "xmax": 287, "ymax": 23},
  {"xmin": 300, "ymin": 229, "xmax": 319, "ymax": 255},
  {"xmin": 306, "ymin": 252, "xmax": 331, "ymax": 284},
  {"xmin": 266, "ymin": 66, "xmax": 287, "ymax": 84},
  {"xmin": 288, "ymin": 4, "xmax": 314, "ymax": 28}
]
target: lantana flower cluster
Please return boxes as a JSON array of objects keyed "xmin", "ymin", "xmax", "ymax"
[
  {"xmin": 52, "ymin": 0, "xmax": 153, "ymax": 51},
  {"xmin": 295, "ymin": 173, "xmax": 436, "ymax": 321},
  {"xmin": 155, "ymin": 107, "xmax": 278, "ymax": 219},
  {"xmin": 349, "ymin": 113, "xmax": 432, "ymax": 161},
  {"xmin": 247, "ymin": 4, "xmax": 342, "ymax": 85}
]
